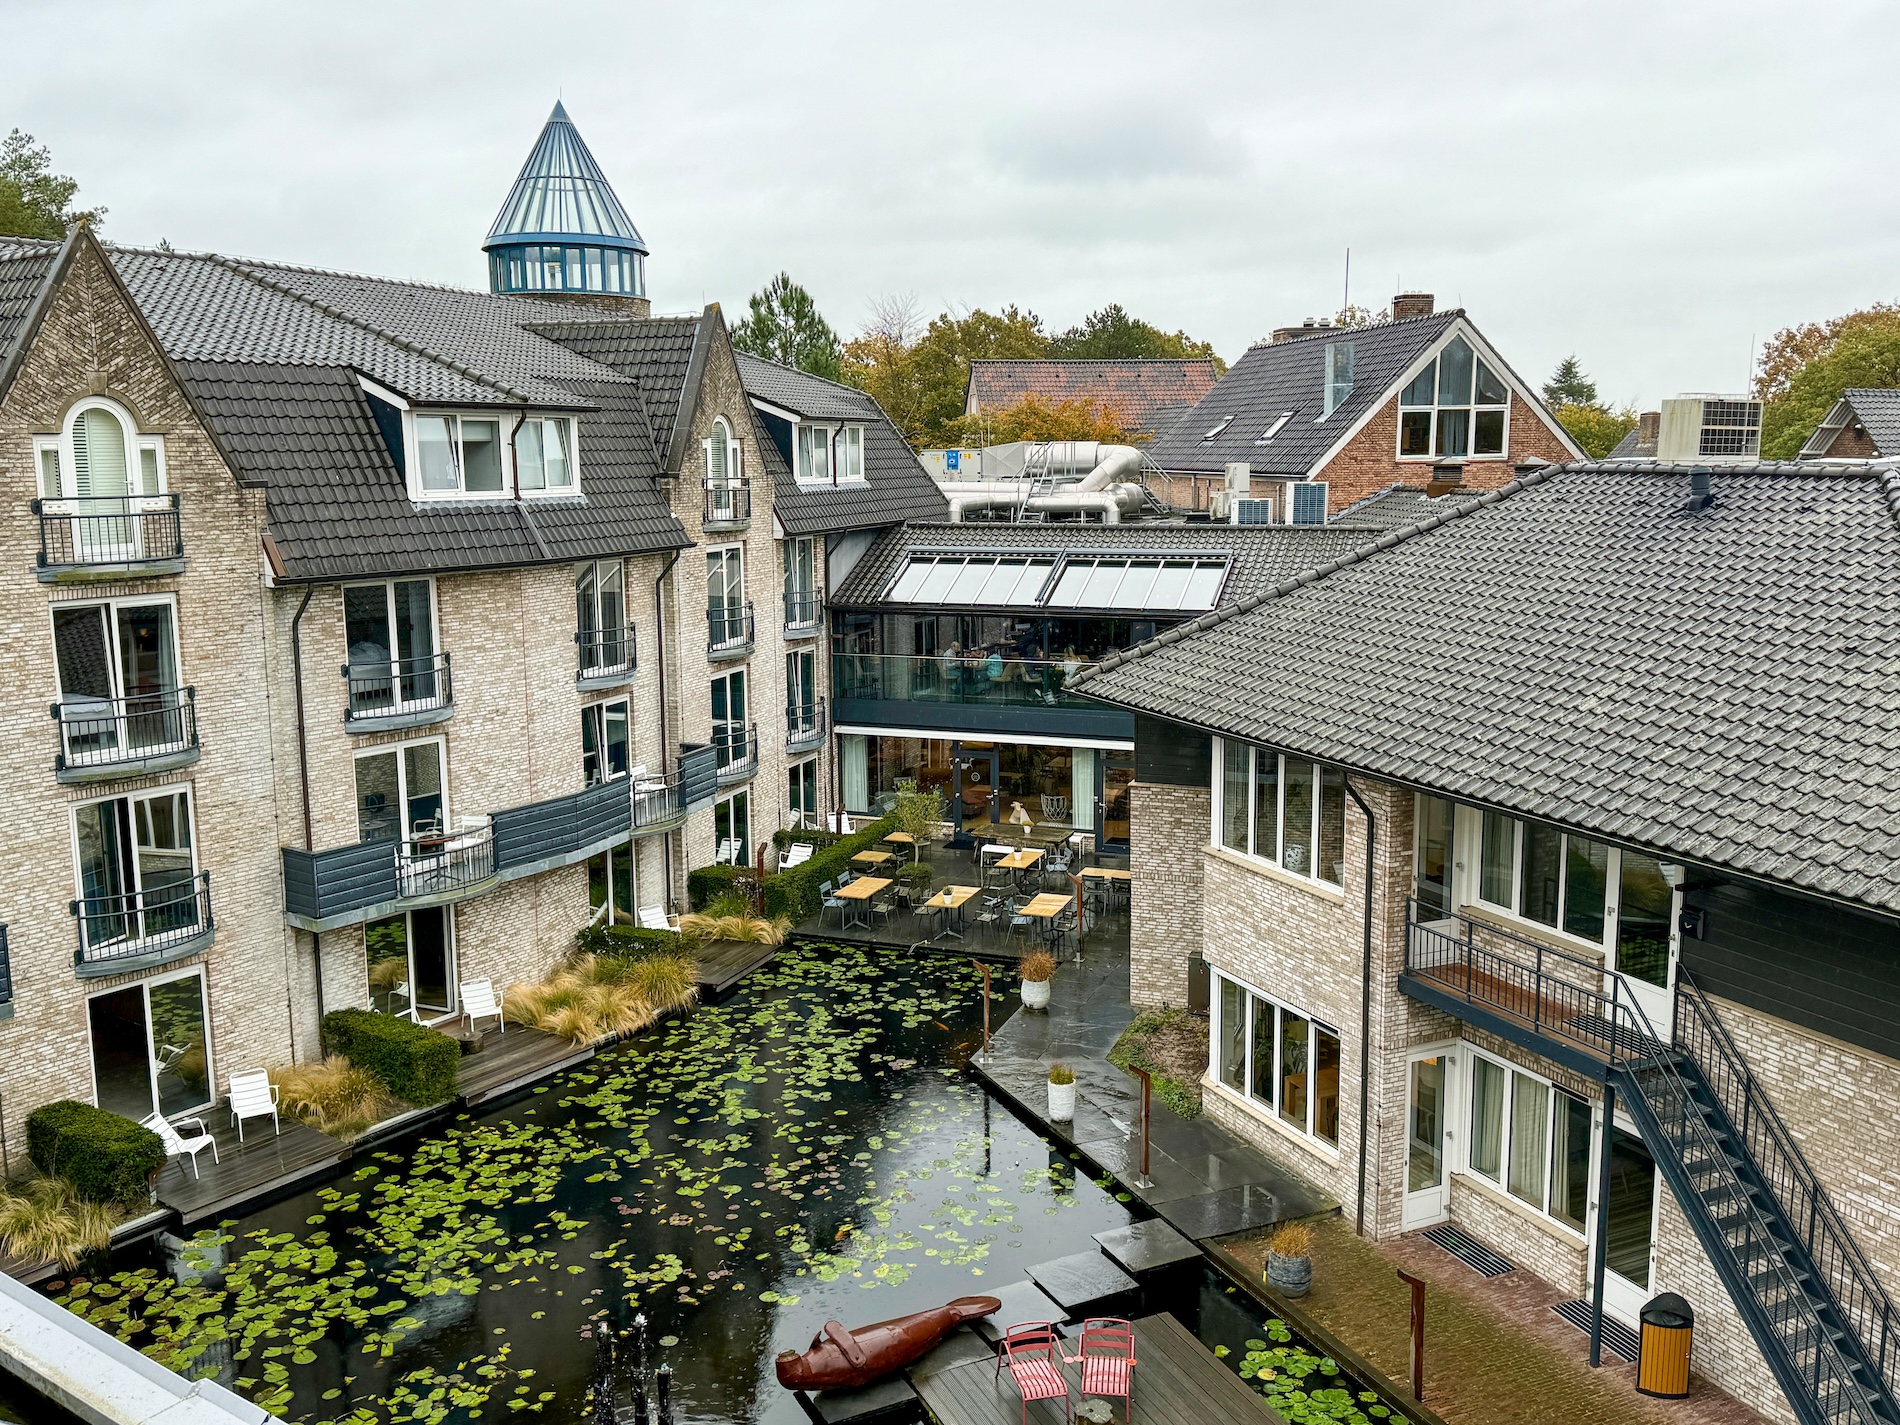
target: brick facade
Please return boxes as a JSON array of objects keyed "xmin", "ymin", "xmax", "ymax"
[{"xmin": 1313, "ymin": 390, "xmax": 1577, "ymax": 512}]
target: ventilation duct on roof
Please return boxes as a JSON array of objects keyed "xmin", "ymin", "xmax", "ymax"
[{"xmin": 935, "ymin": 440, "xmax": 1147, "ymax": 523}]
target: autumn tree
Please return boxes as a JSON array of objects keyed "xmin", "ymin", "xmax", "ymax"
[
  {"xmin": 1756, "ymin": 309, "xmax": 1900, "ymax": 458},
  {"xmin": 1048, "ymin": 303, "xmax": 1225, "ymax": 373},
  {"xmin": 1555, "ymin": 403, "xmax": 1639, "ymax": 459},
  {"xmin": 841, "ymin": 304, "xmax": 1049, "ymax": 448},
  {"xmin": 729, "ymin": 272, "xmax": 841, "ymax": 380},
  {"xmin": 1542, "ymin": 356, "xmax": 1598, "ymax": 408},
  {"xmin": 0, "ymin": 130, "xmax": 104, "ymax": 239},
  {"xmin": 946, "ymin": 394, "xmax": 1136, "ymax": 447}
]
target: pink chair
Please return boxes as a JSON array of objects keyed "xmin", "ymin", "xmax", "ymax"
[
  {"xmin": 997, "ymin": 1321, "xmax": 1072, "ymax": 1424},
  {"xmin": 1067, "ymin": 1318, "xmax": 1136, "ymax": 1422}
]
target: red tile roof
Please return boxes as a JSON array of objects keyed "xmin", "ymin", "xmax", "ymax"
[{"xmin": 966, "ymin": 359, "xmax": 1218, "ymax": 435}]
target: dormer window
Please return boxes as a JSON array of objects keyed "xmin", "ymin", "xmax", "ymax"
[
  {"xmin": 1398, "ymin": 336, "xmax": 1509, "ymax": 459},
  {"xmin": 516, "ymin": 417, "xmax": 575, "ymax": 492},
  {"xmin": 794, "ymin": 423, "xmax": 866, "ymax": 485},
  {"xmin": 35, "ymin": 399, "xmax": 166, "ymax": 499},
  {"xmin": 417, "ymin": 415, "xmax": 502, "ymax": 494},
  {"xmin": 408, "ymin": 411, "xmax": 578, "ymax": 500}
]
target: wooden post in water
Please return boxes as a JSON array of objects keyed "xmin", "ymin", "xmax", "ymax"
[
  {"xmin": 1397, "ymin": 1269, "xmax": 1426, "ymax": 1400},
  {"xmin": 628, "ymin": 1313, "xmax": 649, "ymax": 1422},
  {"xmin": 972, "ymin": 960, "xmax": 992, "ymax": 1052},
  {"xmin": 1127, "ymin": 1065, "xmax": 1154, "ymax": 1187}
]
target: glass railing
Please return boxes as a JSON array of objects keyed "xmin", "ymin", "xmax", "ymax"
[{"xmin": 830, "ymin": 653, "xmax": 1102, "ymax": 711}]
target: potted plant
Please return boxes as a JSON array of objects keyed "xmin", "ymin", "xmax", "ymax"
[
  {"xmin": 1047, "ymin": 1062, "xmax": 1077, "ymax": 1122},
  {"xmin": 1265, "ymin": 1221, "xmax": 1313, "ymax": 1298},
  {"xmin": 1018, "ymin": 950, "xmax": 1056, "ymax": 1011}
]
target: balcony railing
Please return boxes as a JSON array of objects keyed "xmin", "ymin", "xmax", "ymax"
[
  {"xmin": 396, "ymin": 820, "xmax": 497, "ymax": 900},
  {"xmin": 831, "ymin": 653, "xmax": 1102, "ymax": 712},
  {"xmin": 72, "ymin": 872, "xmax": 214, "ymax": 975},
  {"xmin": 786, "ymin": 696, "xmax": 826, "ymax": 751},
  {"xmin": 714, "ymin": 723, "xmax": 757, "ymax": 782},
  {"xmin": 35, "ymin": 494, "xmax": 185, "ymax": 581},
  {"xmin": 577, "ymin": 624, "xmax": 637, "ymax": 688},
  {"xmin": 53, "ymin": 687, "xmax": 199, "ymax": 781},
  {"xmin": 708, "ymin": 603, "xmax": 755, "ymax": 659},
  {"xmin": 784, "ymin": 591, "xmax": 822, "ymax": 632},
  {"xmin": 632, "ymin": 771, "xmax": 687, "ymax": 832},
  {"xmin": 343, "ymin": 651, "xmax": 453, "ymax": 729},
  {"xmin": 702, "ymin": 477, "xmax": 751, "ymax": 527}
]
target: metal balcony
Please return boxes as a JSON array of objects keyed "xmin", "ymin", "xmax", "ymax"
[
  {"xmin": 786, "ymin": 696, "xmax": 826, "ymax": 752},
  {"xmin": 72, "ymin": 873, "xmax": 214, "ymax": 978},
  {"xmin": 35, "ymin": 494, "xmax": 185, "ymax": 583},
  {"xmin": 708, "ymin": 603, "xmax": 755, "ymax": 660},
  {"xmin": 714, "ymin": 723, "xmax": 757, "ymax": 783},
  {"xmin": 53, "ymin": 686, "xmax": 200, "ymax": 783},
  {"xmin": 395, "ymin": 820, "xmax": 498, "ymax": 902},
  {"xmin": 702, "ymin": 477, "xmax": 751, "ymax": 529},
  {"xmin": 577, "ymin": 624, "xmax": 637, "ymax": 690},
  {"xmin": 783, "ymin": 591, "xmax": 822, "ymax": 635},
  {"xmin": 342, "ymin": 652, "xmax": 454, "ymax": 731}
]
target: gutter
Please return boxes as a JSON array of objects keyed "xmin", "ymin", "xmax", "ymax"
[
  {"xmin": 1344, "ymin": 776, "xmax": 1377, "ymax": 1237},
  {"xmin": 289, "ymin": 585, "xmax": 324, "ymax": 1025},
  {"xmin": 653, "ymin": 548, "xmax": 682, "ymax": 912}
]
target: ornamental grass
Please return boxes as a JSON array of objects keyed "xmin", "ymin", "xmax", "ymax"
[
  {"xmin": 0, "ymin": 1176, "xmax": 119, "ymax": 1270},
  {"xmin": 272, "ymin": 1056, "xmax": 394, "ymax": 1138},
  {"xmin": 506, "ymin": 951, "xmax": 700, "ymax": 1044}
]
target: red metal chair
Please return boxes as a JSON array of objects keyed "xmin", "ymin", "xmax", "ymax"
[
  {"xmin": 996, "ymin": 1321, "xmax": 1072, "ymax": 1424},
  {"xmin": 1067, "ymin": 1318, "xmax": 1136, "ymax": 1422}
]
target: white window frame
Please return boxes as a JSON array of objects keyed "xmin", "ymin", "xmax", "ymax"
[
  {"xmin": 707, "ymin": 543, "xmax": 748, "ymax": 649},
  {"xmin": 1210, "ymin": 737, "xmax": 1346, "ymax": 888},
  {"xmin": 795, "ymin": 423, "xmax": 830, "ymax": 484},
  {"xmin": 85, "ymin": 965, "xmax": 214, "ymax": 1121},
  {"xmin": 68, "ymin": 785, "xmax": 202, "ymax": 953},
  {"xmin": 49, "ymin": 593, "xmax": 189, "ymax": 761},
  {"xmin": 1463, "ymin": 805, "xmax": 1621, "ymax": 954},
  {"xmin": 581, "ymin": 696, "xmax": 631, "ymax": 787},
  {"xmin": 788, "ymin": 757, "xmax": 819, "ymax": 826},
  {"xmin": 712, "ymin": 667, "xmax": 749, "ymax": 768},
  {"xmin": 1395, "ymin": 333, "xmax": 1512, "ymax": 462},
  {"xmin": 1462, "ymin": 1045, "xmax": 1596, "ymax": 1239},
  {"xmin": 342, "ymin": 576, "xmax": 442, "ymax": 716},
  {"xmin": 713, "ymin": 788, "xmax": 750, "ymax": 865},
  {"xmin": 1209, "ymin": 968, "xmax": 1343, "ymax": 1154},
  {"xmin": 577, "ymin": 559, "xmax": 632, "ymax": 677},
  {"xmin": 37, "ymin": 397, "xmax": 167, "ymax": 500},
  {"xmin": 351, "ymin": 734, "xmax": 450, "ymax": 844},
  {"xmin": 514, "ymin": 415, "xmax": 578, "ymax": 497},
  {"xmin": 404, "ymin": 410, "xmax": 579, "ymax": 501},
  {"xmin": 704, "ymin": 416, "xmax": 743, "ymax": 488}
]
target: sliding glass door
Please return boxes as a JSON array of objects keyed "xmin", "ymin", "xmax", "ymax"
[{"xmin": 87, "ymin": 970, "xmax": 210, "ymax": 1122}]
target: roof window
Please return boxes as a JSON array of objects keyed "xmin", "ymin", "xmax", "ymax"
[
  {"xmin": 1322, "ymin": 343, "xmax": 1355, "ymax": 418},
  {"xmin": 1201, "ymin": 414, "xmax": 1235, "ymax": 442},
  {"xmin": 1256, "ymin": 412, "xmax": 1293, "ymax": 444}
]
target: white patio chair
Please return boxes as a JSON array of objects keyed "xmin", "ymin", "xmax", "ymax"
[
  {"xmin": 141, "ymin": 1112, "xmax": 219, "ymax": 1179},
  {"xmin": 782, "ymin": 842, "xmax": 813, "ymax": 868},
  {"xmin": 227, "ymin": 1069, "xmax": 280, "ymax": 1141},
  {"xmin": 460, "ymin": 979, "xmax": 504, "ymax": 1036},
  {"xmin": 637, "ymin": 905, "xmax": 677, "ymax": 931}
]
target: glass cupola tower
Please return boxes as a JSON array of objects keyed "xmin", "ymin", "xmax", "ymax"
[{"xmin": 484, "ymin": 101, "xmax": 649, "ymax": 305}]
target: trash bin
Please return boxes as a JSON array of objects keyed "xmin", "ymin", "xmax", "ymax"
[{"xmin": 1638, "ymin": 1292, "xmax": 1694, "ymax": 1399}]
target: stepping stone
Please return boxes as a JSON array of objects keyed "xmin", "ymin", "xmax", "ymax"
[
  {"xmin": 903, "ymin": 1326, "xmax": 993, "ymax": 1383},
  {"xmin": 1093, "ymin": 1219, "xmax": 1202, "ymax": 1277},
  {"xmin": 1026, "ymin": 1252, "xmax": 1139, "ymax": 1317},
  {"xmin": 796, "ymin": 1373, "xmax": 921, "ymax": 1425},
  {"xmin": 970, "ymin": 1278, "xmax": 1070, "ymax": 1345}
]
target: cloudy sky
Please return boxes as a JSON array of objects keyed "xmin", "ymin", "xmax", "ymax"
[{"xmin": 9, "ymin": 0, "xmax": 1898, "ymax": 405}]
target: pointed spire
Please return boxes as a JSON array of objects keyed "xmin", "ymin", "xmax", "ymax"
[{"xmin": 484, "ymin": 102, "xmax": 646, "ymax": 256}]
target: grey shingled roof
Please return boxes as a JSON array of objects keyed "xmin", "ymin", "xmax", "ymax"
[
  {"xmin": 0, "ymin": 238, "xmax": 61, "ymax": 366},
  {"xmin": 1843, "ymin": 390, "xmax": 1900, "ymax": 457},
  {"xmin": 529, "ymin": 317, "xmax": 702, "ymax": 461},
  {"xmin": 1074, "ymin": 461, "xmax": 1900, "ymax": 916},
  {"xmin": 1148, "ymin": 311, "xmax": 1462, "ymax": 475},
  {"xmin": 830, "ymin": 519, "xmax": 1371, "ymax": 610},
  {"xmin": 734, "ymin": 353, "xmax": 949, "ymax": 536}
]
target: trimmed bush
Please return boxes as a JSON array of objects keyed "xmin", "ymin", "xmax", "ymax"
[
  {"xmin": 26, "ymin": 1101, "xmax": 166, "ymax": 1206},
  {"xmin": 760, "ymin": 814, "xmax": 898, "ymax": 923},
  {"xmin": 576, "ymin": 923, "xmax": 685, "ymax": 961},
  {"xmin": 687, "ymin": 863, "xmax": 747, "ymax": 910},
  {"xmin": 321, "ymin": 1008, "xmax": 459, "ymax": 1106},
  {"xmin": 770, "ymin": 826, "xmax": 843, "ymax": 855}
]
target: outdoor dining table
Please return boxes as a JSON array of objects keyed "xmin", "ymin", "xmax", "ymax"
[
  {"xmin": 1019, "ymin": 892, "xmax": 1073, "ymax": 950},
  {"xmin": 921, "ymin": 884, "xmax": 979, "ymax": 940},
  {"xmin": 884, "ymin": 831, "xmax": 917, "ymax": 846},
  {"xmin": 992, "ymin": 846, "xmax": 1045, "ymax": 892},
  {"xmin": 833, "ymin": 876, "xmax": 892, "ymax": 930},
  {"xmin": 852, "ymin": 849, "xmax": 895, "ymax": 868}
]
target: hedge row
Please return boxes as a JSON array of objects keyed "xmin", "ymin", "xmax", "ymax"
[
  {"xmin": 687, "ymin": 863, "xmax": 748, "ymax": 911},
  {"xmin": 27, "ymin": 1100, "xmax": 167, "ymax": 1206},
  {"xmin": 576, "ymin": 923, "xmax": 685, "ymax": 960},
  {"xmin": 322, "ymin": 1008, "xmax": 459, "ymax": 1105},
  {"xmin": 770, "ymin": 826, "xmax": 844, "ymax": 855},
  {"xmin": 759, "ymin": 814, "xmax": 898, "ymax": 923}
]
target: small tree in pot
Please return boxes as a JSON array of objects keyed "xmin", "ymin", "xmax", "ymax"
[
  {"xmin": 890, "ymin": 778, "xmax": 944, "ymax": 863},
  {"xmin": 1047, "ymin": 1062, "xmax": 1077, "ymax": 1122},
  {"xmin": 1265, "ymin": 1220, "xmax": 1313, "ymax": 1297},
  {"xmin": 1018, "ymin": 950, "xmax": 1056, "ymax": 1011}
]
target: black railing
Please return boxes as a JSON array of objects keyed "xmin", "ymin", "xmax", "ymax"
[
  {"xmin": 784, "ymin": 591, "xmax": 822, "ymax": 630},
  {"xmin": 702, "ymin": 477, "xmax": 751, "ymax": 526},
  {"xmin": 35, "ymin": 494, "xmax": 183, "ymax": 572},
  {"xmin": 343, "ymin": 652, "xmax": 453, "ymax": 724},
  {"xmin": 786, "ymin": 696, "xmax": 826, "ymax": 751},
  {"xmin": 632, "ymin": 772, "xmax": 686, "ymax": 831},
  {"xmin": 577, "ymin": 624, "xmax": 637, "ymax": 683},
  {"xmin": 0, "ymin": 925, "xmax": 11, "ymax": 1008},
  {"xmin": 714, "ymin": 723, "xmax": 757, "ymax": 781},
  {"xmin": 396, "ymin": 823, "xmax": 496, "ymax": 900},
  {"xmin": 53, "ymin": 687, "xmax": 198, "ymax": 775},
  {"xmin": 708, "ymin": 603, "xmax": 754, "ymax": 656},
  {"xmin": 72, "ymin": 872, "xmax": 212, "ymax": 968}
]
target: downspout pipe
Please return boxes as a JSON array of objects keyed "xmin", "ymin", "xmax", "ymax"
[
  {"xmin": 654, "ymin": 549, "xmax": 682, "ymax": 912},
  {"xmin": 1345, "ymin": 775, "xmax": 1376, "ymax": 1237},
  {"xmin": 290, "ymin": 585, "xmax": 325, "ymax": 1027}
]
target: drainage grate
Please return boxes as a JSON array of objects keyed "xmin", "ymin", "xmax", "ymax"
[
  {"xmin": 1422, "ymin": 1224, "xmax": 1515, "ymax": 1277},
  {"xmin": 1552, "ymin": 1299, "xmax": 1642, "ymax": 1361}
]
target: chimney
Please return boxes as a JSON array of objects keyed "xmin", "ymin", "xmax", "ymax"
[
  {"xmin": 1637, "ymin": 410, "xmax": 1661, "ymax": 452},
  {"xmin": 1392, "ymin": 292, "xmax": 1435, "ymax": 320},
  {"xmin": 1425, "ymin": 460, "xmax": 1465, "ymax": 496},
  {"xmin": 1271, "ymin": 317, "xmax": 1333, "ymax": 344}
]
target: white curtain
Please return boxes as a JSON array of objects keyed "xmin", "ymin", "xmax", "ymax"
[
  {"xmin": 842, "ymin": 735, "xmax": 869, "ymax": 812},
  {"xmin": 1072, "ymin": 749, "xmax": 1095, "ymax": 829}
]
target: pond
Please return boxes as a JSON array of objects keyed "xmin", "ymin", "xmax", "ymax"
[{"xmin": 43, "ymin": 944, "xmax": 1402, "ymax": 1425}]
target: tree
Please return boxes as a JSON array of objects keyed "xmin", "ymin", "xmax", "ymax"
[
  {"xmin": 729, "ymin": 273, "xmax": 841, "ymax": 380},
  {"xmin": 0, "ymin": 130, "xmax": 103, "ymax": 239},
  {"xmin": 1554, "ymin": 403, "xmax": 1639, "ymax": 459},
  {"xmin": 1542, "ymin": 356, "xmax": 1597, "ymax": 408},
  {"xmin": 1754, "ymin": 304, "xmax": 1900, "ymax": 405},
  {"xmin": 946, "ymin": 393, "xmax": 1136, "ymax": 447},
  {"xmin": 841, "ymin": 304, "xmax": 1049, "ymax": 448},
  {"xmin": 890, "ymin": 778, "xmax": 945, "ymax": 864},
  {"xmin": 1758, "ymin": 311, "xmax": 1900, "ymax": 458},
  {"xmin": 1047, "ymin": 303, "xmax": 1225, "ymax": 373},
  {"xmin": 1332, "ymin": 304, "xmax": 1390, "ymax": 329}
]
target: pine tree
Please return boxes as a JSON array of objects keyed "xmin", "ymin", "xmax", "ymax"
[
  {"xmin": 0, "ymin": 130, "xmax": 104, "ymax": 239},
  {"xmin": 729, "ymin": 273, "xmax": 841, "ymax": 381},
  {"xmin": 1542, "ymin": 355, "xmax": 1597, "ymax": 407}
]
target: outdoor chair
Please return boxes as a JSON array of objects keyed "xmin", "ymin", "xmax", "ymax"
[
  {"xmin": 819, "ymin": 879, "xmax": 845, "ymax": 925},
  {"xmin": 1066, "ymin": 1318, "xmax": 1136, "ymax": 1422},
  {"xmin": 1009, "ymin": 896, "xmax": 1034, "ymax": 944},
  {"xmin": 782, "ymin": 841, "xmax": 813, "ymax": 869},
  {"xmin": 460, "ymin": 978, "xmax": 505, "ymax": 1036},
  {"xmin": 227, "ymin": 1070, "xmax": 280, "ymax": 1141},
  {"xmin": 998, "ymin": 1322, "xmax": 1072, "ymax": 1423},
  {"xmin": 141, "ymin": 1112, "xmax": 219, "ymax": 1178},
  {"xmin": 637, "ymin": 905, "xmax": 677, "ymax": 931}
]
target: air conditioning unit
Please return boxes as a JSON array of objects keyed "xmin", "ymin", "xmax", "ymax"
[
  {"xmin": 1656, "ymin": 396, "xmax": 1761, "ymax": 463},
  {"xmin": 1290, "ymin": 481, "xmax": 1329, "ymax": 525},
  {"xmin": 1232, "ymin": 498, "xmax": 1277, "ymax": 525}
]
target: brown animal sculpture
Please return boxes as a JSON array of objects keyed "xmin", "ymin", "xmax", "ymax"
[{"xmin": 775, "ymin": 1295, "xmax": 1002, "ymax": 1391}]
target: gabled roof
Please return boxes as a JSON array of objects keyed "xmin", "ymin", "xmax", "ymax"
[
  {"xmin": 1074, "ymin": 461, "xmax": 1900, "ymax": 916},
  {"xmin": 484, "ymin": 101, "xmax": 647, "ymax": 255},
  {"xmin": 965, "ymin": 359, "xmax": 1218, "ymax": 436},
  {"xmin": 734, "ymin": 352, "xmax": 949, "ymax": 535},
  {"xmin": 1800, "ymin": 388, "xmax": 1900, "ymax": 458},
  {"xmin": 0, "ymin": 235, "xmax": 71, "ymax": 399},
  {"xmin": 1328, "ymin": 483, "xmax": 1482, "ymax": 531}
]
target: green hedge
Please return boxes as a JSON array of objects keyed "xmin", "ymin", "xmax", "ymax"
[
  {"xmin": 576, "ymin": 924, "xmax": 685, "ymax": 960},
  {"xmin": 26, "ymin": 1100, "xmax": 167, "ymax": 1206},
  {"xmin": 687, "ymin": 864, "xmax": 747, "ymax": 911},
  {"xmin": 322, "ymin": 1008, "xmax": 459, "ymax": 1105},
  {"xmin": 770, "ymin": 826, "xmax": 843, "ymax": 855},
  {"xmin": 760, "ymin": 814, "xmax": 898, "ymax": 922}
]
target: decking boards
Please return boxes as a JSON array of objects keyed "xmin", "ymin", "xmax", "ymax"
[
  {"xmin": 155, "ymin": 1117, "xmax": 349, "ymax": 1225},
  {"xmin": 695, "ymin": 939, "xmax": 780, "ymax": 996},
  {"xmin": 912, "ymin": 1313, "xmax": 1283, "ymax": 1425},
  {"xmin": 457, "ymin": 1028, "xmax": 595, "ymax": 1107}
]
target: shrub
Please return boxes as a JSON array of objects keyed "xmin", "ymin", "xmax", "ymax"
[
  {"xmin": 26, "ymin": 1101, "xmax": 166, "ymax": 1207},
  {"xmin": 0, "ymin": 1176, "xmax": 119, "ymax": 1269},
  {"xmin": 1268, "ymin": 1221, "xmax": 1313, "ymax": 1258},
  {"xmin": 321, "ymin": 1009, "xmax": 459, "ymax": 1106},
  {"xmin": 688, "ymin": 863, "xmax": 747, "ymax": 910},
  {"xmin": 1047, "ymin": 1062, "xmax": 1076, "ymax": 1086},
  {"xmin": 771, "ymin": 826, "xmax": 843, "ymax": 855},
  {"xmin": 759, "ymin": 814, "xmax": 898, "ymax": 922},
  {"xmin": 576, "ymin": 923, "xmax": 685, "ymax": 961},
  {"xmin": 506, "ymin": 952, "xmax": 699, "ymax": 1044},
  {"xmin": 272, "ymin": 1056, "xmax": 393, "ymax": 1137},
  {"xmin": 1108, "ymin": 1006, "xmax": 1208, "ymax": 1120},
  {"xmin": 1018, "ymin": 950, "xmax": 1057, "ymax": 984}
]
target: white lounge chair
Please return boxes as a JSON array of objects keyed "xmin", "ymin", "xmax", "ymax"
[
  {"xmin": 460, "ymin": 979, "xmax": 504, "ymax": 1036},
  {"xmin": 637, "ymin": 905, "xmax": 676, "ymax": 931},
  {"xmin": 141, "ymin": 1112, "xmax": 219, "ymax": 1178},
  {"xmin": 227, "ymin": 1070, "xmax": 280, "ymax": 1141},
  {"xmin": 782, "ymin": 842, "xmax": 814, "ymax": 868}
]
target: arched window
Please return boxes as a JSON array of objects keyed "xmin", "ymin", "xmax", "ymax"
[
  {"xmin": 36, "ymin": 398, "xmax": 164, "ymax": 500},
  {"xmin": 706, "ymin": 417, "xmax": 732, "ymax": 485}
]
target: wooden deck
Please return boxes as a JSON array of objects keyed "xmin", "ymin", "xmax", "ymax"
[
  {"xmin": 913, "ymin": 1313, "xmax": 1283, "ymax": 1425},
  {"xmin": 1407, "ymin": 961, "xmax": 1625, "ymax": 1067},
  {"xmin": 456, "ymin": 1027, "xmax": 595, "ymax": 1107},
  {"xmin": 694, "ymin": 939, "xmax": 780, "ymax": 996},
  {"xmin": 155, "ymin": 1115, "xmax": 349, "ymax": 1225}
]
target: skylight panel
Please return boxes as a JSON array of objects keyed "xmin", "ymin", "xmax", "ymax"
[
  {"xmin": 1111, "ymin": 561, "xmax": 1162, "ymax": 607},
  {"xmin": 1148, "ymin": 562, "xmax": 1192, "ymax": 608},
  {"xmin": 889, "ymin": 557, "xmax": 936, "ymax": 601},
  {"xmin": 1048, "ymin": 560, "xmax": 1093, "ymax": 607},
  {"xmin": 1256, "ymin": 412, "xmax": 1293, "ymax": 444},
  {"xmin": 916, "ymin": 558, "xmax": 964, "ymax": 603},
  {"xmin": 946, "ymin": 557, "xmax": 995, "ymax": 604},
  {"xmin": 1200, "ymin": 414, "xmax": 1235, "ymax": 442},
  {"xmin": 1181, "ymin": 562, "xmax": 1227, "ymax": 609},
  {"xmin": 976, "ymin": 558, "xmax": 1029, "ymax": 604},
  {"xmin": 1081, "ymin": 559, "xmax": 1128, "ymax": 606}
]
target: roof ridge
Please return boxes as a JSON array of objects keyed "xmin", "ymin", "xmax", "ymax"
[
  {"xmin": 1240, "ymin": 307, "xmax": 1463, "ymax": 353},
  {"xmin": 200, "ymin": 252, "xmax": 539, "ymax": 404},
  {"xmin": 1071, "ymin": 461, "xmax": 1561, "ymax": 689},
  {"xmin": 969, "ymin": 357, "xmax": 1217, "ymax": 367}
]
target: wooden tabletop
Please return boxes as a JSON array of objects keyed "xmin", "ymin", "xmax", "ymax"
[
  {"xmin": 852, "ymin": 849, "xmax": 895, "ymax": 866},
  {"xmin": 1081, "ymin": 867, "xmax": 1133, "ymax": 881},
  {"xmin": 995, "ymin": 848, "xmax": 1045, "ymax": 870},
  {"xmin": 1020, "ymin": 892, "xmax": 1072, "ymax": 918},
  {"xmin": 924, "ymin": 885, "xmax": 980, "ymax": 910},
  {"xmin": 884, "ymin": 831, "xmax": 917, "ymax": 845},
  {"xmin": 834, "ymin": 876, "xmax": 891, "ymax": 901}
]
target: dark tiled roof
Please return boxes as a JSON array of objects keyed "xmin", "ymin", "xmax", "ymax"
[
  {"xmin": 1606, "ymin": 422, "xmax": 1658, "ymax": 460},
  {"xmin": 0, "ymin": 238, "xmax": 60, "ymax": 365},
  {"xmin": 734, "ymin": 353, "xmax": 948, "ymax": 536},
  {"xmin": 1329, "ymin": 483, "xmax": 1482, "ymax": 531},
  {"xmin": 1843, "ymin": 389, "xmax": 1900, "ymax": 457},
  {"xmin": 1074, "ymin": 461, "xmax": 1900, "ymax": 916},
  {"xmin": 966, "ymin": 359, "xmax": 1219, "ymax": 435},
  {"xmin": 830, "ymin": 519, "xmax": 1371, "ymax": 609},
  {"xmin": 531, "ymin": 317, "xmax": 702, "ymax": 460},
  {"xmin": 1148, "ymin": 311, "xmax": 1462, "ymax": 476}
]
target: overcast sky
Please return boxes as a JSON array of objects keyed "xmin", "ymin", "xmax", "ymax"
[{"xmin": 9, "ymin": 0, "xmax": 1898, "ymax": 406}]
